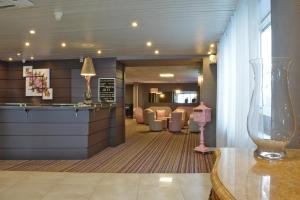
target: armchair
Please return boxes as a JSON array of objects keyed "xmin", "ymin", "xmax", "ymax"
[
  {"xmin": 148, "ymin": 112, "xmax": 163, "ymax": 132},
  {"xmin": 169, "ymin": 112, "xmax": 183, "ymax": 133}
]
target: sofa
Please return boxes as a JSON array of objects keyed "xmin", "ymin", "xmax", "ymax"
[{"xmin": 143, "ymin": 106, "xmax": 172, "ymax": 124}]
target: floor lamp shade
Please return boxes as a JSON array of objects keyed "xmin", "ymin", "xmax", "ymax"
[{"xmin": 81, "ymin": 57, "xmax": 96, "ymax": 76}]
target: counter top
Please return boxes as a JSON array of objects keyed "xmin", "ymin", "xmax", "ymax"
[
  {"xmin": 0, "ymin": 103, "xmax": 115, "ymax": 110},
  {"xmin": 211, "ymin": 148, "xmax": 300, "ymax": 200}
]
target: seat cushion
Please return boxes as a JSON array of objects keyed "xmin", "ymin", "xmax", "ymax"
[{"xmin": 156, "ymin": 109, "xmax": 166, "ymax": 120}]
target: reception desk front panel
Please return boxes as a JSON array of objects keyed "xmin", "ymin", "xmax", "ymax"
[{"xmin": 0, "ymin": 104, "xmax": 114, "ymax": 159}]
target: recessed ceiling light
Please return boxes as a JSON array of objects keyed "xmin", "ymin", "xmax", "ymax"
[
  {"xmin": 25, "ymin": 42, "xmax": 30, "ymax": 47},
  {"xmin": 8, "ymin": 57, "xmax": 13, "ymax": 61},
  {"xmin": 61, "ymin": 42, "xmax": 66, "ymax": 47},
  {"xmin": 30, "ymin": 56, "xmax": 34, "ymax": 60},
  {"xmin": 146, "ymin": 41, "xmax": 152, "ymax": 47},
  {"xmin": 97, "ymin": 50, "xmax": 102, "ymax": 54},
  {"xmin": 131, "ymin": 21, "xmax": 138, "ymax": 28},
  {"xmin": 160, "ymin": 73, "xmax": 174, "ymax": 78},
  {"xmin": 29, "ymin": 30, "xmax": 36, "ymax": 35},
  {"xmin": 210, "ymin": 43, "xmax": 215, "ymax": 48},
  {"xmin": 208, "ymin": 51, "xmax": 212, "ymax": 55},
  {"xmin": 154, "ymin": 50, "xmax": 160, "ymax": 55},
  {"xmin": 17, "ymin": 53, "xmax": 21, "ymax": 56}
]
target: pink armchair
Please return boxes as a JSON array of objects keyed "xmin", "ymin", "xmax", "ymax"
[
  {"xmin": 134, "ymin": 107, "xmax": 144, "ymax": 124},
  {"xmin": 169, "ymin": 112, "xmax": 183, "ymax": 133}
]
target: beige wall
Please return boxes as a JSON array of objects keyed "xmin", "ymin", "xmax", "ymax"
[{"xmin": 272, "ymin": 0, "xmax": 300, "ymax": 148}]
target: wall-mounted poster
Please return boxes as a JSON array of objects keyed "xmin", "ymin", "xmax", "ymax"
[
  {"xmin": 42, "ymin": 88, "xmax": 53, "ymax": 100},
  {"xmin": 98, "ymin": 78, "xmax": 116, "ymax": 103},
  {"xmin": 23, "ymin": 66, "xmax": 53, "ymax": 100},
  {"xmin": 23, "ymin": 66, "xmax": 32, "ymax": 77}
]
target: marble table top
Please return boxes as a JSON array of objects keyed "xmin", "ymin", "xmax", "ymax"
[{"xmin": 211, "ymin": 148, "xmax": 300, "ymax": 200}]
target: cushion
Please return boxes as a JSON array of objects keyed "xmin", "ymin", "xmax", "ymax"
[{"xmin": 156, "ymin": 109, "xmax": 166, "ymax": 120}]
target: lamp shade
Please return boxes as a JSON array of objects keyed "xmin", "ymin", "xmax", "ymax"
[{"xmin": 81, "ymin": 57, "xmax": 96, "ymax": 76}]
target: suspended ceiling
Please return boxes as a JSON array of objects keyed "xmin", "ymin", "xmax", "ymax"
[
  {"xmin": 0, "ymin": 0, "xmax": 238, "ymax": 61},
  {"xmin": 125, "ymin": 65, "xmax": 200, "ymax": 84}
]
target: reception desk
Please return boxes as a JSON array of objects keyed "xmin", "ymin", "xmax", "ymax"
[
  {"xmin": 211, "ymin": 148, "xmax": 300, "ymax": 200},
  {"xmin": 0, "ymin": 103, "xmax": 114, "ymax": 159}
]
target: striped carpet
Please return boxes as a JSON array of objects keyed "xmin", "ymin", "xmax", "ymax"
[{"xmin": 0, "ymin": 120, "xmax": 215, "ymax": 173}]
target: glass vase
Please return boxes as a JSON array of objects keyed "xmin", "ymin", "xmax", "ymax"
[{"xmin": 247, "ymin": 58, "xmax": 295, "ymax": 160}]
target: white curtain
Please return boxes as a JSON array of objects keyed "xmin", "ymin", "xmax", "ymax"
[{"xmin": 216, "ymin": 0, "xmax": 261, "ymax": 148}]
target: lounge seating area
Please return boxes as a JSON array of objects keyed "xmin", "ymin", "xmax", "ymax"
[{"xmin": 134, "ymin": 105, "xmax": 200, "ymax": 133}]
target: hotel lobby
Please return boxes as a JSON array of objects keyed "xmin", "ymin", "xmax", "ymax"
[{"xmin": 0, "ymin": 0, "xmax": 299, "ymax": 200}]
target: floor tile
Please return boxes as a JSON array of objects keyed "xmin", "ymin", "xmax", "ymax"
[
  {"xmin": 58, "ymin": 172, "xmax": 103, "ymax": 185},
  {"xmin": 0, "ymin": 183, "xmax": 54, "ymax": 200},
  {"xmin": 174, "ymin": 173, "xmax": 212, "ymax": 187},
  {"xmin": 42, "ymin": 184, "xmax": 96, "ymax": 200},
  {"xmin": 19, "ymin": 171, "xmax": 67, "ymax": 184},
  {"xmin": 180, "ymin": 185, "xmax": 211, "ymax": 200},
  {"xmin": 0, "ymin": 171, "xmax": 30, "ymax": 186},
  {"xmin": 90, "ymin": 184, "xmax": 138, "ymax": 200},
  {"xmin": 139, "ymin": 174, "xmax": 179, "ymax": 187},
  {"xmin": 98, "ymin": 173, "xmax": 140, "ymax": 186},
  {"xmin": 138, "ymin": 184, "xmax": 184, "ymax": 200},
  {"xmin": 0, "ymin": 171, "xmax": 213, "ymax": 200}
]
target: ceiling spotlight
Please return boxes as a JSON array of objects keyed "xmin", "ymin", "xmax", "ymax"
[
  {"xmin": 210, "ymin": 44, "xmax": 215, "ymax": 48},
  {"xmin": 54, "ymin": 10, "xmax": 63, "ymax": 21},
  {"xmin": 25, "ymin": 42, "xmax": 30, "ymax": 47},
  {"xmin": 154, "ymin": 50, "xmax": 160, "ymax": 55},
  {"xmin": 131, "ymin": 21, "xmax": 138, "ymax": 28},
  {"xmin": 17, "ymin": 53, "xmax": 21, "ymax": 56},
  {"xmin": 8, "ymin": 57, "xmax": 13, "ymax": 61},
  {"xmin": 146, "ymin": 41, "xmax": 152, "ymax": 47},
  {"xmin": 29, "ymin": 30, "xmax": 36, "ymax": 35},
  {"xmin": 30, "ymin": 56, "xmax": 34, "ymax": 60},
  {"xmin": 61, "ymin": 42, "xmax": 66, "ymax": 47},
  {"xmin": 160, "ymin": 73, "xmax": 174, "ymax": 78},
  {"xmin": 208, "ymin": 51, "xmax": 212, "ymax": 55},
  {"xmin": 97, "ymin": 50, "xmax": 102, "ymax": 54}
]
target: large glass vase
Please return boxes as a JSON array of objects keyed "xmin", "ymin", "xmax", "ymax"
[{"xmin": 247, "ymin": 58, "xmax": 295, "ymax": 160}]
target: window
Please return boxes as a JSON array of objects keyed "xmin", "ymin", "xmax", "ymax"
[
  {"xmin": 173, "ymin": 91, "xmax": 197, "ymax": 104},
  {"xmin": 260, "ymin": 0, "xmax": 272, "ymax": 117}
]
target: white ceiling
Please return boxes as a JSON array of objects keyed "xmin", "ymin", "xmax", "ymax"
[
  {"xmin": 125, "ymin": 66, "xmax": 200, "ymax": 84},
  {"xmin": 0, "ymin": 0, "xmax": 237, "ymax": 61}
]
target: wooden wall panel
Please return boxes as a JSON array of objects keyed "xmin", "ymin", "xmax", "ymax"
[
  {"xmin": 3, "ymin": 59, "xmax": 78, "ymax": 103},
  {"xmin": 0, "ymin": 58, "xmax": 126, "ymax": 149}
]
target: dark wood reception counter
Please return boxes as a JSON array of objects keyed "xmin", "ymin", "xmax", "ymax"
[{"xmin": 0, "ymin": 103, "xmax": 115, "ymax": 159}]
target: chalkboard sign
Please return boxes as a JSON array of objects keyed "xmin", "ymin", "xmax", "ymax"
[{"xmin": 98, "ymin": 78, "xmax": 116, "ymax": 103}]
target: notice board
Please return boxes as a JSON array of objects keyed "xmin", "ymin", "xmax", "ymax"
[{"xmin": 98, "ymin": 78, "xmax": 116, "ymax": 103}]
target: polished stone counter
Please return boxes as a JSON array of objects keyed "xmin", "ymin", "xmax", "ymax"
[
  {"xmin": 0, "ymin": 102, "xmax": 114, "ymax": 110},
  {"xmin": 211, "ymin": 148, "xmax": 300, "ymax": 200}
]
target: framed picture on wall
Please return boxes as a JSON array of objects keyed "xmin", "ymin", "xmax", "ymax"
[{"xmin": 23, "ymin": 66, "xmax": 32, "ymax": 77}]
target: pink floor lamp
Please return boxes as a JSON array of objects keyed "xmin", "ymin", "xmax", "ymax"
[{"xmin": 193, "ymin": 102, "xmax": 212, "ymax": 153}]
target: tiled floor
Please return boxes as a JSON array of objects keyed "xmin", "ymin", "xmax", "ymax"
[{"xmin": 0, "ymin": 171, "xmax": 212, "ymax": 200}]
